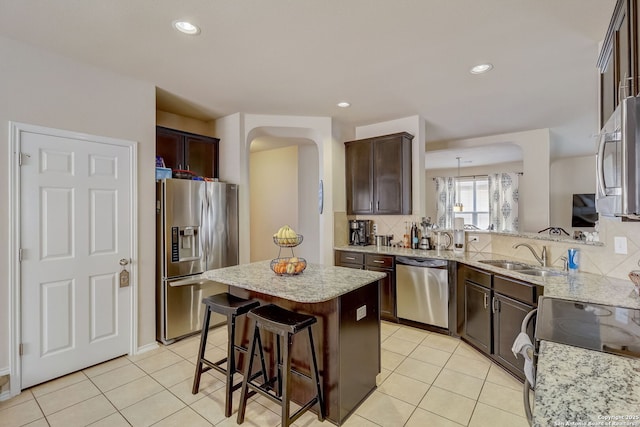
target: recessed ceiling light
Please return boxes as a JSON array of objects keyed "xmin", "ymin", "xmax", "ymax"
[
  {"xmin": 173, "ymin": 20, "xmax": 201, "ymax": 35},
  {"xmin": 337, "ymin": 101, "xmax": 351, "ymax": 108},
  {"xmin": 470, "ymin": 63, "xmax": 493, "ymax": 74}
]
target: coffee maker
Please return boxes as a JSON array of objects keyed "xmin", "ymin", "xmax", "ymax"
[{"xmin": 349, "ymin": 220, "xmax": 372, "ymax": 246}]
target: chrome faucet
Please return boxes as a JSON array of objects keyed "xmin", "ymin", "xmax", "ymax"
[{"xmin": 513, "ymin": 243, "xmax": 548, "ymax": 267}]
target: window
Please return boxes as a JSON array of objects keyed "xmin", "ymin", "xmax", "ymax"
[{"xmin": 455, "ymin": 176, "xmax": 489, "ymax": 229}]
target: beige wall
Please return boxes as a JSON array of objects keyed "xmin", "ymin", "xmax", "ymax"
[
  {"xmin": 216, "ymin": 114, "xmax": 335, "ymax": 265},
  {"xmin": 0, "ymin": 36, "xmax": 157, "ymax": 376},
  {"xmin": 550, "ymin": 155, "xmax": 596, "ymax": 233},
  {"xmin": 249, "ymin": 146, "xmax": 299, "ymax": 262},
  {"xmin": 156, "ymin": 110, "xmax": 215, "ymax": 137}
]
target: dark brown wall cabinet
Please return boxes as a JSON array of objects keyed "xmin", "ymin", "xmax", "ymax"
[
  {"xmin": 457, "ymin": 264, "xmax": 542, "ymax": 381},
  {"xmin": 345, "ymin": 132, "xmax": 413, "ymax": 215},
  {"xmin": 598, "ymin": 0, "xmax": 640, "ymax": 128},
  {"xmin": 156, "ymin": 126, "xmax": 220, "ymax": 178},
  {"xmin": 335, "ymin": 251, "xmax": 397, "ymax": 321}
]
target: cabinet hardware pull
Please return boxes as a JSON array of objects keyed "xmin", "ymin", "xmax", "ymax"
[
  {"xmin": 345, "ymin": 256, "xmax": 355, "ymax": 260},
  {"xmin": 373, "ymin": 260, "xmax": 384, "ymax": 263},
  {"xmin": 377, "ymin": 201, "xmax": 380, "ymax": 210},
  {"xmin": 492, "ymin": 297, "xmax": 499, "ymax": 314},
  {"xmin": 370, "ymin": 201, "xmax": 373, "ymax": 210},
  {"xmin": 483, "ymin": 293, "xmax": 488, "ymax": 309}
]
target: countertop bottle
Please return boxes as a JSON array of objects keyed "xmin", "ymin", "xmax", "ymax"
[
  {"xmin": 411, "ymin": 222, "xmax": 419, "ymax": 249},
  {"xmin": 403, "ymin": 222, "xmax": 410, "ymax": 248}
]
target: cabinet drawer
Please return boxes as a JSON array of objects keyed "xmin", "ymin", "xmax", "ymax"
[
  {"xmin": 462, "ymin": 265, "xmax": 492, "ymax": 288},
  {"xmin": 365, "ymin": 254, "xmax": 394, "ymax": 269},
  {"xmin": 494, "ymin": 275, "xmax": 540, "ymax": 305},
  {"xmin": 338, "ymin": 251, "xmax": 364, "ymax": 265},
  {"xmin": 340, "ymin": 263, "xmax": 365, "ymax": 270}
]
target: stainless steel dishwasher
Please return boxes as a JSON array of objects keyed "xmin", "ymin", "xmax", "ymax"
[{"xmin": 396, "ymin": 257, "xmax": 449, "ymax": 328}]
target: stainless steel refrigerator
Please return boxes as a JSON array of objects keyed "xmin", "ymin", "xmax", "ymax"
[{"xmin": 156, "ymin": 178, "xmax": 239, "ymax": 344}]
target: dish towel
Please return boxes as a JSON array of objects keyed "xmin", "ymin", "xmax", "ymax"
[{"xmin": 511, "ymin": 332, "xmax": 536, "ymax": 387}]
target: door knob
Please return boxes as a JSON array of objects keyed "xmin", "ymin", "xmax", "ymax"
[{"xmin": 119, "ymin": 258, "xmax": 130, "ymax": 266}]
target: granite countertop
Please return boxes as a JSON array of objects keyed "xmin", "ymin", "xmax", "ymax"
[
  {"xmin": 202, "ymin": 260, "xmax": 387, "ymax": 303},
  {"xmin": 533, "ymin": 341, "xmax": 640, "ymax": 426},
  {"xmin": 335, "ymin": 245, "xmax": 640, "ymax": 309}
]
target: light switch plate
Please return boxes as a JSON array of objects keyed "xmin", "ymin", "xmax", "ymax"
[
  {"xmin": 614, "ymin": 236, "xmax": 628, "ymax": 254},
  {"xmin": 356, "ymin": 305, "xmax": 366, "ymax": 321}
]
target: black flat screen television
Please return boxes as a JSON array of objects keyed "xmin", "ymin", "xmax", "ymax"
[{"xmin": 572, "ymin": 193, "xmax": 597, "ymax": 228}]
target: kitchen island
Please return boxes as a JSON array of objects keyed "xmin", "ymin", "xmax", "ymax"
[{"xmin": 202, "ymin": 261, "xmax": 387, "ymax": 425}]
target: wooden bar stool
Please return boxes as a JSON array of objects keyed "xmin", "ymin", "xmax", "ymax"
[
  {"xmin": 237, "ymin": 304, "xmax": 325, "ymax": 427},
  {"xmin": 192, "ymin": 292, "xmax": 261, "ymax": 417}
]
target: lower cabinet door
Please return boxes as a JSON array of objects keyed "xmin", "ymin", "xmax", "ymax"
[
  {"xmin": 492, "ymin": 293, "xmax": 534, "ymax": 380},
  {"xmin": 367, "ymin": 266, "xmax": 396, "ymax": 321},
  {"xmin": 464, "ymin": 281, "xmax": 492, "ymax": 353}
]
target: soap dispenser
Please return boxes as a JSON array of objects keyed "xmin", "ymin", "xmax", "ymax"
[{"xmin": 453, "ymin": 217, "xmax": 465, "ymax": 255}]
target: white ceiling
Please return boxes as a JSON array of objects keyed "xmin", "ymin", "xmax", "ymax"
[
  {"xmin": 426, "ymin": 143, "xmax": 523, "ymax": 170},
  {"xmin": 0, "ymin": 0, "xmax": 615, "ymax": 162}
]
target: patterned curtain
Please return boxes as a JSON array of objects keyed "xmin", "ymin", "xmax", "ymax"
[
  {"xmin": 488, "ymin": 172, "xmax": 519, "ymax": 232},
  {"xmin": 434, "ymin": 176, "xmax": 456, "ymax": 229}
]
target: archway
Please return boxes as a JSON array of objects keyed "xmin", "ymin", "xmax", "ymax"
[{"xmin": 247, "ymin": 127, "xmax": 321, "ymax": 263}]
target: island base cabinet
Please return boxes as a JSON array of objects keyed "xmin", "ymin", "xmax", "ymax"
[
  {"xmin": 337, "ymin": 281, "xmax": 380, "ymax": 422},
  {"xmin": 229, "ymin": 280, "xmax": 381, "ymax": 425}
]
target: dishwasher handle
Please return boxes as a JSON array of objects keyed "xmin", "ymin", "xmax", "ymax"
[{"xmin": 396, "ymin": 256, "xmax": 448, "ymax": 268}]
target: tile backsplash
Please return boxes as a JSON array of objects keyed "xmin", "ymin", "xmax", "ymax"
[{"xmin": 344, "ymin": 214, "xmax": 640, "ymax": 281}]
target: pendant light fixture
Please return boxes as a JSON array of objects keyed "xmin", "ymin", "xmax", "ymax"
[{"xmin": 453, "ymin": 157, "xmax": 463, "ymax": 212}]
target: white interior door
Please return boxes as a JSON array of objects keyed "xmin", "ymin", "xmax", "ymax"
[{"xmin": 19, "ymin": 129, "xmax": 133, "ymax": 389}]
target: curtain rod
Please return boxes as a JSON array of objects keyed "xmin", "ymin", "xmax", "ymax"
[{"xmin": 432, "ymin": 172, "xmax": 523, "ymax": 181}]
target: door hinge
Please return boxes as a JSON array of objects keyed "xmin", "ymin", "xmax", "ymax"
[
  {"xmin": 18, "ymin": 152, "xmax": 30, "ymax": 166},
  {"xmin": 18, "ymin": 248, "xmax": 23, "ymax": 263},
  {"xmin": 19, "ymin": 343, "xmax": 23, "ymax": 356}
]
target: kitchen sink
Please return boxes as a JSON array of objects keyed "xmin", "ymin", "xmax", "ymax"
[
  {"xmin": 479, "ymin": 260, "xmax": 567, "ymax": 277},
  {"xmin": 518, "ymin": 269, "xmax": 566, "ymax": 277},
  {"xmin": 478, "ymin": 259, "xmax": 532, "ymax": 270}
]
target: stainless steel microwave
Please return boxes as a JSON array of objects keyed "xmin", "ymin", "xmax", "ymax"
[{"xmin": 596, "ymin": 96, "xmax": 640, "ymax": 219}]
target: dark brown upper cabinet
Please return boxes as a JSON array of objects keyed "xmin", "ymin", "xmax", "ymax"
[
  {"xmin": 156, "ymin": 126, "xmax": 220, "ymax": 178},
  {"xmin": 597, "ymin": 0, "xmax": 640, "ymax": 128},
  {"xmin": 345, "ymin": 132, "xmax": 413, "ymax": 215}
]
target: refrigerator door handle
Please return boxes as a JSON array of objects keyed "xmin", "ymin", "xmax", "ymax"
[{"xmin": 169, "ymin": 276, "xmax": 211, "ymax": 287}]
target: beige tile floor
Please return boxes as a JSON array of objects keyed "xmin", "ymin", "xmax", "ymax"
[{"xmin": 0, "ymin": 322, "xmax": 528, "ymax": 427}]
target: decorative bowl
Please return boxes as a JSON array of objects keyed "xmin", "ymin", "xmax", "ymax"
[
  {"xmin": 273, "ymin": 234, "xmax": 303, "ymax": 247},
  {"xmin": 271, "ymin": 257, "xmax": 307, "ymax": 275}
]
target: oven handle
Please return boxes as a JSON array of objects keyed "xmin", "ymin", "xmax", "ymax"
[
  {"xmin": 521, "ymin": 308, "xmax": 537, "ymax": 426},
  {"xmin": 596, "ymin": 133, "xmax": 608, "ymax": 197},
  {"xmin": 524, "ymin": 378, "xmax": 534, "ymax": 426}
]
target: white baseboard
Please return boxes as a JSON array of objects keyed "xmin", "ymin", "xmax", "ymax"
[
  {"xmin": 135, "ymin": 341, "xmax": 159, "ymax": 355},
  {"xmin": 0, "ymin": 389, "xmax": 11, "ymax": 402}
]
